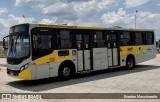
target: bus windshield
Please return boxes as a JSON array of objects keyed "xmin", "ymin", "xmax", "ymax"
[
  {"xmin": 7, "ymin": 24, "xmax": 30, "ymax": 65},
  {"xmin": 8, "ymin": 33, "xmax": 30, "ymax": 58}
]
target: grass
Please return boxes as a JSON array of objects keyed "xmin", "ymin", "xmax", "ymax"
[{"xmin": 0, "ymin": 46, "xmax": 7, "ymax": 58}]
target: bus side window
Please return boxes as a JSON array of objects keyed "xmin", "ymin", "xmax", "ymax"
[
  {"xmin": 107, "ymin": 35, "xmax": 111, "ymax": 48},
  {"xmin": 94, "ymin": 32, "xmax": 105, "ymax": 47},
  {"xmin": 84, "ymin": 34, "xmax": 89, "ymax": 49},
  {"xmin": 76, "ymin": 34, "xmax": 82, "ymax": 49},
  {"xmin": 120, "ymin": 32, "xmax": 132, "ymax": 46},
  {"xmin": 33, "ymin": 35, "xmax": 38, "ymax": 49},
  {"xmin": 146, "ymin": 32, "xmax": 154, "ymax": 45},
  {"xmin": 112, "ymin": 34, "xmax": 117, "ymax": 48},
  {"xmin": 57, "ymin": 30, "xmax": 73, "ymax": 49},
  {"xmin": 134, "ymin": 32, "xmax": 143, "ymax": 45},
  {"xmin": 33, "ymin": 34, "xmax": 52, "ymax": 50}
]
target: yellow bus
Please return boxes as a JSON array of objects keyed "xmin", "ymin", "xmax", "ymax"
[{"xmin": 3, "ymin": 23, "xmax": 156, "ymax": 80}]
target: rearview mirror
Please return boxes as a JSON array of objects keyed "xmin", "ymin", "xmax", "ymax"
[{"xmin": 3, "ymin": 35, "xmax": 9, "ymax": 50}]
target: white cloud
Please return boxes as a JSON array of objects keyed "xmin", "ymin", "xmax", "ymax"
[
  {"xmin": 0, "ymin": 14, "xmax": 36, "ymax": 40},
  {"xmin": 0, "ymin": 18, "xmax": 9, "ymax": 28},
  {"xmin": 97, "ymin": 0, "xmax": 118, "ymax": 10},
  {"xmin": 12, "ymin": 0, "xmax": 160, "ymax": 40},
  {"xmin": 101, "ymin": 8, "xmax": 134, "ymax": 27},
  {"xmin": 0, "ymin": 19, "xmax": 10, "ymax": 39},
  {"xmin": 42, "ymin": 2, "xmax": 73, "ymax": 16},
  {"xmin": 125, "ymin": 0, "xmax": 150, "ymax": 8},
  {"xmin": 8, "ymin": 14, "xmax": 35, "ymax": 25},
  {"xmin": 15, "ymin": 0, "xmax": 43, "ymax": 7},
  {"xmin": 0, "ymin": 8, "xmax": 8, "ymax": 15},
  {"xmin": 101, "ymin": 8, "xmax": 160, "ymax": 39},
  {"xmin": 101, "ymin": 8, "xmax": 160, "ymax": 29},
  {"xmin": 14, "ymin": 0, "xmax": 119, "ymax": 22},
  {"xmin": 136, "ymin": 12, "xmax": 160, "ymax": 29},
  {"xmin": 15, "ymin": 0, "xmax": 23, "ymax": 6},
  {"xmin": 39, "ymin": 18, "xmax": 57, "ymax": 24},
  {"xmin": 0, "ymin": 22, "xmax": 8, "ymax": 36},
  {"xmin": 157, "ymin": 3, "xmax": 160, "ymax": 7}
]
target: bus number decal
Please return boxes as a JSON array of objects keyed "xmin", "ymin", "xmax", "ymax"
[{"xmin": 127, "ymin": 47, "xmax": 133, "ymax": 51}]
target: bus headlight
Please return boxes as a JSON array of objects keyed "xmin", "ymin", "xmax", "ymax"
[
  {"xmin": 24, "ymin": 63, "xmax": 29, "ymax": 68},
  {"xmin": 20, "ymin": 63, "xmax": 29, "ymax": 72}
]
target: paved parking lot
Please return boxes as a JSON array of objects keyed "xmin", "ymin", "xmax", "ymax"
[{"xmin": 0, "ymin": 55, "xmax": 160, "ymax": 102}]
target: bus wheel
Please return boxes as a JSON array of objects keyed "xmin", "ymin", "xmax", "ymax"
[
  {"xmin": 59, "ymin": 65, "xmax": 72, "ymax": 80},
  {"xmin": 126, "ymin": 57, "xmax": 135, "ymax": 70}
]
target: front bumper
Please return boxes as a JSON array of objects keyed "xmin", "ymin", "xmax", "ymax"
[{"xmin": 7, "ymin": 68, "xmax": 32, "ymax": 80}]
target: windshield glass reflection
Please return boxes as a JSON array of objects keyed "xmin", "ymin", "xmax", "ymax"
[{"xmin": 8, "ymin": 33, "xmax": 30, "ymax": 58}]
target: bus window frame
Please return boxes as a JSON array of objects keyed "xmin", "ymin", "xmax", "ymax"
[
  {"xmin": 145, "ymin": 31, "xmax": 154, "ymax": 45},
  {"xmin": 31, "ymin": 27, "xmax": 54, "ymax": 60},
  {"xmin": 55, "ymin": 28, "xmax": 76, "ymax": 50},
  {"xmin": 75, "ymin": 29, "xmax": 93, "ymax": 50},
  {"xmin": 134, "ymin": 31, "xmax": 145, "ymax": 45},
  {"xmin": 120, "ymin": 31, "xmax": 136, "ymax": 46},
  {"xmin": 93, "ymin": 30, "xmax": 106, "ymax": 48},
  {"xmin": 106, "ymin": 30, "xmax": 120, "ymax": 48}
]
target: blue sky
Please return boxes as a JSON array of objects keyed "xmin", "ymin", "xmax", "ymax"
[{"xmin": 0, "ymin": 0, "xmax": 160, "ymax": 41}]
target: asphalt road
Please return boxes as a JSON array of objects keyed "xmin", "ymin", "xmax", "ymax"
[{"xmin": 0, "ymin": 55, "xmax": 160, "ymax": 102}]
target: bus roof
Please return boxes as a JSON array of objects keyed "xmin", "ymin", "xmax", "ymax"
[
  {"xmin": 36, "ymin": 24, "xmax": 105, "ymax": 30},
  {"xmin": 35, "ymin": 24, "xmax": 154, "ymax": 32},
  {"xmin": 12, "ymin": 23, "xmax": 154, "ymax": 32}
]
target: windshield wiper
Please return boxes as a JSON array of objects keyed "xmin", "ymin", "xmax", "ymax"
[{"xmin": 12, "ymin": 33, "xmax": 22, "ymax": 57}]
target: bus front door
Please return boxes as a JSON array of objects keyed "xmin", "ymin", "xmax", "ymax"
[
  {"xmin": 76, "ymin": 33, "xmax": 91, "ymax": 72},
  {"xmin": 107, "ymin": 32, "xmax": 119, "ymax": 67}
]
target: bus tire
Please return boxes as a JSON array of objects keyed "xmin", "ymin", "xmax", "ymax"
[
  {"xmin": 58, "ymin": 64, "xmax": 72, "ymax": 80},
  {"xmin": 126, "ymin": 56, "xmax": 135, "ymax": 70}
]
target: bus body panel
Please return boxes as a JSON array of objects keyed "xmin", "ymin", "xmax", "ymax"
[
  {"xmin": 120, "ymin": 45, "xmax": 156, "ymax": 67},
  {"xmin": 49, "ymin": 62, "xmax": 61, "ymax": 78},
  {"xmin": 36, "ymin": 64, "xmax": 50, "ymax": 79},
  {"xmin": 113, "ymin": 48, "xmax": 118, "ymax": 66},
  {"xmin": 84, "ymin": 50, "xmax": 91, "ymax": 70},
  {"xmin": 108, "ymin": 49, "xmax": 113, "ymax": 66},
  {"xmin": 27, "ymin": 64, "xmax": 36, "ymax": 80},
  {"xmin": 120, "ymin": 56, "xmax": 127, "ymax": 67},
  {"xmin": 134, "ymin": 45, "xmax": 156, "ymax": 64},
  {"xmin": 77, "ymin": 50, "xmax": 83, "ymax": 71},
  {"xmin": 35, "ymin": 62, "xmax": 61, "ymax": 80},
  {"xmin": 34, "ymin": 49, "xmax": 78, "ymax": 79},
  {"xmin": 93, "ymin": 48, "xmax": 108, "ymax": 71}
]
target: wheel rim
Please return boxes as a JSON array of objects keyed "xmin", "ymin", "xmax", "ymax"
[
  {"xmin": 62, "ymin": 67, "xmax": 70, "ymax": 78},
  {"xmin": 128, "ymin": 59, "xmax": 133, "ymax": 68}
]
